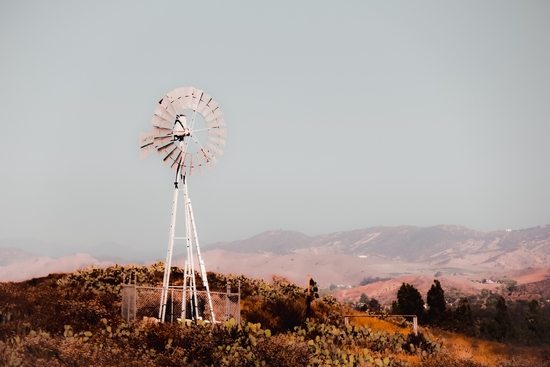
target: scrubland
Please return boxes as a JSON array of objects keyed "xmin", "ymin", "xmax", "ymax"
[{"xmin": 0, "ymin": 263, "xmax": 549, "ymax": 366}]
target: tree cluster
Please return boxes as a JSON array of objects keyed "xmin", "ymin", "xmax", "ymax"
[
  {"xmin": 390, "ymin": 280, "xmax": 550, "ymax": 345},
  {"xmin": 353, "ymin": 293, "xmax": 381, "ymax": 312}
]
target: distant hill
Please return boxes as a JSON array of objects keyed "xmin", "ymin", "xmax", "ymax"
[
  {"xmin": 0, "ymin": 237, "xmax": 164, "ymax": 263},
  {"xmin": 3, "ymin": 224, "xmax": 550, "ymax": 284},
  {"xmin": 205, "ymin": 225, "xmax": 550, "ymax": 266},
  {"xmin": 0, "ymin": 247, "xmax": 34, "ymax": 266},
  {"xmin": 207, "ymin": 230, "xmax": 311, "ymax": 254},
  {"xmin": 0, "ymin": 237, "xmax": 71, "ymax": 258},
  {"xmin": 0, "ymin": 247, "xmax": 115, "ymax": 282}
]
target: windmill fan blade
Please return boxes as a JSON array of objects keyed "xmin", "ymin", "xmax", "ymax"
[
  {"xmin": 202, "ymin": 148, "xmax": 217, "ymax": 166},
  {"xmin": 206, "ymin": 117, "xmax": 226, "ymax": 128},
  {"xmin": 159, "ymin": 97, "xmax": 178, "ymax": 118},
  {"xmin": 201, "ymin": 105, "xmax": 213, "ymax": 118},
  {"xmin": 208, "ymin": 135, "xmax": 226, "ymax": 147},
  {"xmin": 200, "ymin": 149, "xmax": 212, "ymax": 169},
  {"xmin": 170, "ymin": 155, "xmax": 181, "ymax": 171},
  {"xmin": 157, "ymin": 141, "xmax": 175, "ymax": 156},
  {"xmin": 189, "ymin": 154, "xmax": 194, "ymax": 176},
  {"xmin": 139, "ymin": 131, "xmax": 154, "ymax": 148},
  {"xmin": 175, "ymin": 86, "xmax": 200, "ymax": 111},
  {"xmin": 196, "ymin": 100, "xmax": 207, "ymax": 114},
  {"xmin": 151, "ymin": 115, "xmax": 172, "ymax": 129},
  {"xmin": 190, "ymin": 88, "xmax": 202, "ymax": 110},
  {"xmin": 182, "ymin": 86, "xmax": 193, "ymax": 98},
  {"xmin": 195, "ymin": 152, "xmax": 203, "ymax": 174},
  {"xmin": 152, "ymin": 125, "xmax": 171, "ymax": 136},
  {"xmin": 192, "ymin": 88, "xmax": 203, "ymax": 98},
  {"xmin": 206, "ymin": 100, "xmax": 219, "ymax": 111},
  {"xmin": 161, "ymin": 146, "xmax": 178, "ymax": 162},
  {"xmin": 211, "ymin": 144, "xmax": 224, "ymax": 157},
  {"xmin": 181, "ymin": 153, "xmax": 191, "ymax": 175},
  {"xmin": 209, "ymin": 128, "xmax": 227, "ymax": 138},
  {"xmin": 168, "ymin": 87, "xmax": 189, "ymax": 110},
  {"xmin": 166, "ymin": 150, "xmax": 181, "ymax": 167},
  {"xmin": 139, "ymin": 132, "xmax": 155, "ymax": 160},
  {"xmin": 154, "ymin": 105, "xmax": 175, "ymax": 123},
  {"xmin": 153, "ymin": 135, "xmax": 172, "ymax": 147},
  {"xmin": 167, "ymin": 87, "xmax": 182, "ymax": 98},
  {"xmin": 196, "ymin": 93, "xmax": 212, "ymax": 114},
  {"xmin": 206, "ymin": 142, "xmax": 223, "ymax": 157},
  {"xmin": 169, "ymin": 96, "xmax": 184, "ymax": 115},
  {"xmin": 204, "ymin": 108, "xmax": 223, "ymax": 123},
  {"xmin": 179, "ymin": 95, "xmax": 191, "ymax": 110}
]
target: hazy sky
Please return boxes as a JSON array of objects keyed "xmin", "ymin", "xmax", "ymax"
[{"xmin": 1, "ymin": 1, "xmax": 549, "ymax": 255}]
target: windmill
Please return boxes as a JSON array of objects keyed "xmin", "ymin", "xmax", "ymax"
[{"xmin": 139, "ymin": 87, "xmax": 226, "ymax": 322}]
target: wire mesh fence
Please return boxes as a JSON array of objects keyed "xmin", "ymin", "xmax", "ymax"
[{"xmin": 122, "ymin": 284, "xmax": 240, "ymax": 324}]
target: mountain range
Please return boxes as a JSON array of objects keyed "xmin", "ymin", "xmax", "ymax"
[
  {"xmin": 205, "ymin": 224, "xmax": 550, "ymax": 267},
  {"xmin": 2, "ymin": 225, "xmax": 550, "ymax": 285}
]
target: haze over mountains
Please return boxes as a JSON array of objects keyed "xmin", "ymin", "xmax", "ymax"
[
  {"xmin": 2, "ymin": 225, "xmax": 550, "ymax": 284},
  {"xmin": 205, "ymin": 224, "xmax": 550, "ymax": 264}
]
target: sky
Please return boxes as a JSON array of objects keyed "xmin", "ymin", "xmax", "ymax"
[{"xmin": 1, "ymin": 1, "xmax": 550, "ymax": 257}]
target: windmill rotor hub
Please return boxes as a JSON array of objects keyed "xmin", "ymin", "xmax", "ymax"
[{"xmin": 173, "ymin": 127, "xmax": 191, "ymax": 139}]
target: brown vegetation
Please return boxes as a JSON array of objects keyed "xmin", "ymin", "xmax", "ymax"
[{"xmin": 1, "ymin": 265, "xmax": 550, "ymax": 366}]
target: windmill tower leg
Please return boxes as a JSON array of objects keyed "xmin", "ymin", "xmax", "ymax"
[
  {"xmin": 159, "ymin": 185, "xmax": 179, "ymax": 321},
  {"xmin": 186, "ymin": 195, "xmax": 216, "ymax": 323},
  {"xmin": 181, "ymin": 259, "xmax": 188, "ymax": 320},
  {"xmin": 187, "ymin": 199, "xmax": 216, "ymax": 322},
  {"xmin": 182, "ymin": 178, "xmax": 215, "ymax": 322},
  {"xmin": 183, "ymin": 181, "xmax": 200, "ymax": 321}
]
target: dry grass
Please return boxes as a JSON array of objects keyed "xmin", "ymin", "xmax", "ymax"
[
  {"xmin": 343, "ymin": 309, "xmax": 412, "ymax": 335},
  {"xmin": 343, "ymin": 309, "xmax": 550, "ymax": 367},
  {"xmin": 429, "ymin": 328, "xmax": 550, "ymax": 367}
]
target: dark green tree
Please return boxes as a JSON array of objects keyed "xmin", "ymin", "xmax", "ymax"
[
  {"xmin": 453, "ymin": 297, "xmax": 476, "ymax": 336},
  {"xmin": 305, "ymin": 277, "xmax": 319, "ymax": 318},
  {"xmin": 494, "ymin": 296, "xmax": 514, "ymax": 341},
  {"xmin": 391, "ymin": 300, "xmax": 399, "ymax": 314},
  {"xmin": 396, "ymin": 283, "xmax": 424, "ymax": 318},
  {"xmin": 368, "ymin": 297, "xmax": 381, "ymax": 312},
  {"xmin": 481, "ymin": 296, "xmax": 515, "ymax": 342},
  {"xmin": 359, "ymin": 293, "xmax": 369, "ymax": 304},
  {"xmin": 427, "ymin": 280, "xmax": 446, "ymax": 325},
  {"xmin": 526, "ymin": 299, "xmax": 550, "ymax": 343}
]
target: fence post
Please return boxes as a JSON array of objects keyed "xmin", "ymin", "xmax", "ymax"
[
  {"xmin": 133, "ymin": 274, "xmax": 137, "ymax": 321},
  {"xmin": 413, "ymin": 316, "xmax": 418, "ymax": 336},
  {"xmin": 182, "ymin": 285, "xmax": 187, "ymax": 321},
  {"xmin": 225, "ymin": 281, "xmax": 231, "ymax": 322},
  {"xmin": 170, "ymin": 288, "xmax": 174, "ymax": 323},
  {"xmin": 121, "ymin": 285, "xmax": 126, "ymax": 321},
  {"xmin": 121, "ymin": 283, "xmax": 137, "ymax": 322},
  {"xmin": 238, "ymin": 280, "xmax": 241, "ymax": 324}
]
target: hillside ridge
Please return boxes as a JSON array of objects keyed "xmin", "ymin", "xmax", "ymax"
[{"xmin": 206, "ymin": 224, "xmax": 550, "ymax": 263}]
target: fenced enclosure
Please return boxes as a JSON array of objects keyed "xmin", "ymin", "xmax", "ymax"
[{"xmin": 122, "ymin": 284, "xmax": 240, "ymax": 324}]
